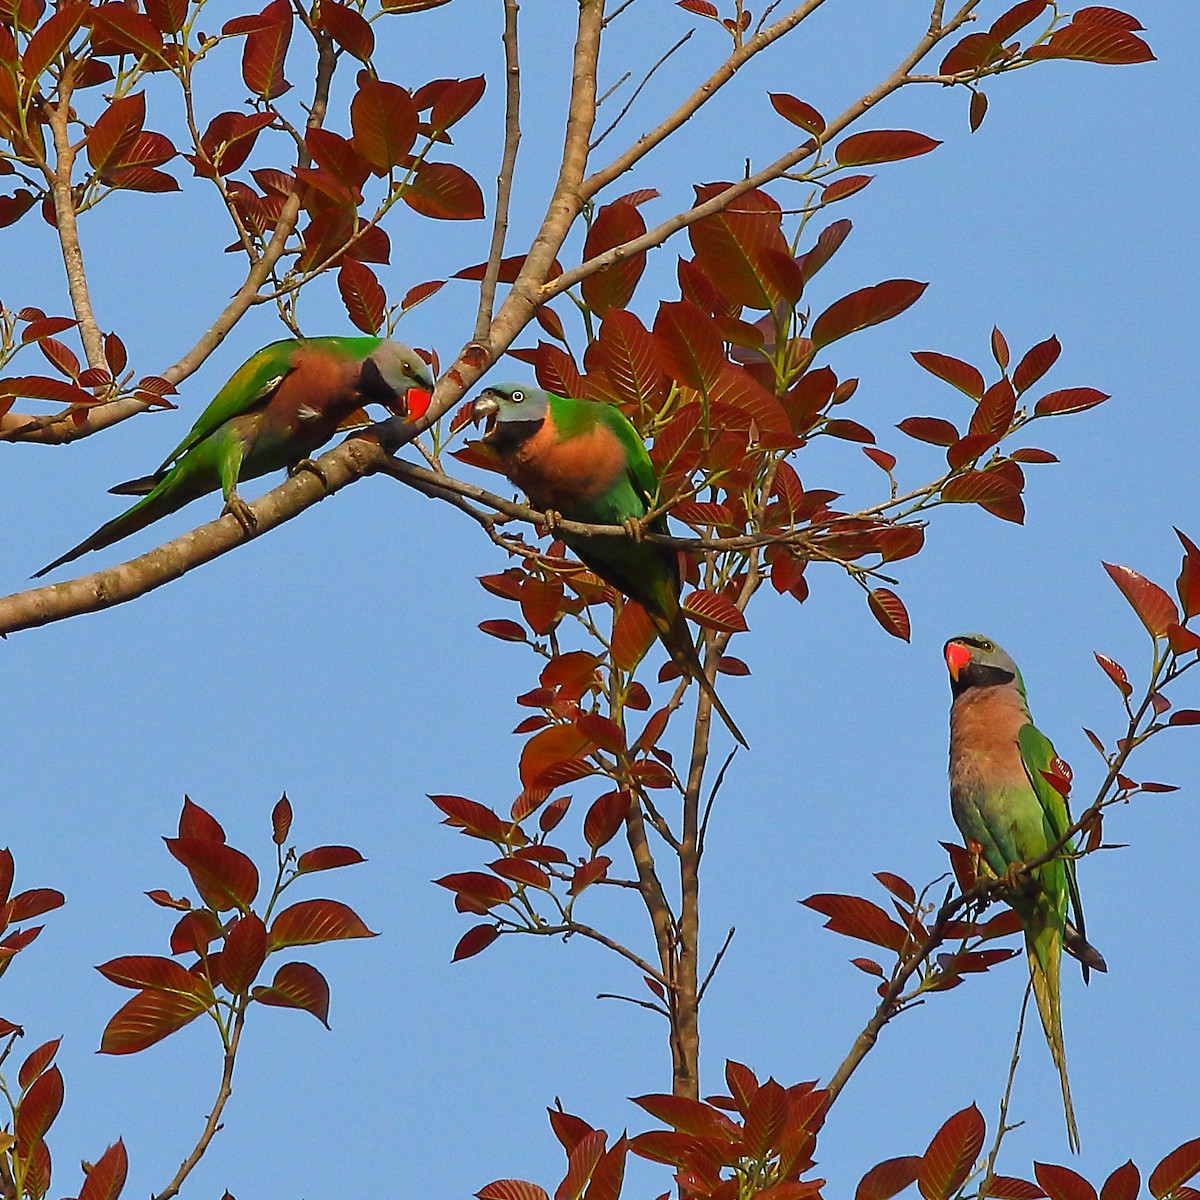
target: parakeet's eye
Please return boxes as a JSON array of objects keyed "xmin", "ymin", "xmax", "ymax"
[
  {"xmin": 402, "ymin": 360, "xmax": 412, "ymax": 374},
  {"xmin": 981, "ymin": 640, "xmax": 994, "ymax": 651},
  {"xmin": 511, "ymin": 389, "xmax": 525, "ymax": 402}
]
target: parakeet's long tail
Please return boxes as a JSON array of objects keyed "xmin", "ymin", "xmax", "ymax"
[
  {"xmin": 34, "ymin": 466, "xmax": 205, "ymax": 578},
  {"xmin": 1026, "ymin": 918, "xmax": 1080, "ymax": 1153},
  {"xmin": 648, "ymin": 607, "xmax": 749, "ymax": 750}
]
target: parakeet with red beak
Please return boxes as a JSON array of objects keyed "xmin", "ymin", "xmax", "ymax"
[
  {"xmin": 945, "ymin": 633, "xmax": 1106, "ymax": 1152},
  {"xmin": 37, "ymin": 336, "xmax": 434, "ymax": 577},
  {"xmin": 472, "ymin": 382, "xmax": 747, "ymax": 748}
]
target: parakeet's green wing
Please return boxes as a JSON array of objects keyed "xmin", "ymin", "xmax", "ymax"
[
  {"xmin": 158, "ymin": 341, "xmax": 298, "ymax": 470},
  {"xmin": 1017, "ymin": 722, "xmax": 1086, "ymax": 934},
  {"xmin": 600, "ymin": 406, "xmax": 659, "ymax": 507}
]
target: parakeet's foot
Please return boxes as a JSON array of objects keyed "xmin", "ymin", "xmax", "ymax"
[
  {"xmin": 223, "ymin": 492, "xmax": 258, "ymax": 533},
  {"xmin": 290, "ymin": 457, "xmax": 329, "ymax": 488},
  {"xmin": 622, "ymin": 516, "xmax": 645, "ymax": 542},
  {"xmin": 1001, "ymin": 860, "xmax": 1030, "ymax": 891},
  {"xmin": 541, "ymin": 508, "xmax": 562, "ymax": 534}
]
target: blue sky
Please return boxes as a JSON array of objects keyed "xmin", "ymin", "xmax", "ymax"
[{"xmin": 2, "ymin": 2, "xmax": 1198, "ymax": 1197}]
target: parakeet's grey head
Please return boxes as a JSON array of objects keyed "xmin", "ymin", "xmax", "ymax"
[
  {"xmin": 944, "ymin": 633, "xmax": 1024, "ymax": 698},
  {"xmin": 361, "ymin": 340, "xmax": 435, "ymax": 418},
  {"xmin": 472, "ymin": 382, "xmax": 550, "ymax": 448}
]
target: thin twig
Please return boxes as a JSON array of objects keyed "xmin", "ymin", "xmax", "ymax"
[
  {"xmin": 697, "ymin": 926, "xmax": 735, "ymax": 1002},
  {"xmin": 979, "ymin": 984, "xmax": 1031, "ymax": 1196},
  {"xmin": 590, "ymin": 31, "xmax": 693, "ymax": 151}
]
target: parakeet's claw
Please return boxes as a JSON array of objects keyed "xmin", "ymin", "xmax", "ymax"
[
  {"xmin": 622, "ymin": 516, "xmax": 645, "ymax": 542},
  {"xmin": 223, "ymin": 492, "xmax": 258, "ymax": 533},
  {"xmin": 541, "ymin": 508, "xmax": 562, "ymax": 534},
  {"xmin": 290, "ymin": 457, "xmax": 328, "ymax": 488},
  {"xmin": 1001, "ymin": 859, "xmax": 1030, "ymax": 892}
]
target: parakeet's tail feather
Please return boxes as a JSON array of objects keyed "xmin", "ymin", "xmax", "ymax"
[
  {"xmin": 1026, "ymin": 923, "xmax": 1081, "ymax": 1153},
  {"xmin": 649, "ymin": 608, "xmax": 749, "ymax": 749},
  {"xmin": 108, "ymin": 472, "xmax": 162, "ymax": 497},
  {"xmin": 1064, "ymin": 921, "xmax": 1107, "ymax": 980}
]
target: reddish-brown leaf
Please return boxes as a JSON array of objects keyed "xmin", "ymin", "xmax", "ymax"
[
  {"xmin": 583, "ymin": 790, "xmax": 631, "ymax": 850},
  {"xmin": 1074, "ymin": 6, "xmax": 1143, "ymax": 29},
  {"xmin": 1012, "ymin": 334, "xmax": 1061, "ymax": 394},
  {"xmin": 582, "ymin": 200, "xmax": 646, "ymax": 317},
  {"xmin": 653, "ymin": 300, "xmax": 724, "ymax": 391},
  {"xmin": 769, "ymin": 92, "xmax": 825, "ymax": 134},
  {"xmin": 338, "ymin": 259, "xmax": 386, "ymax": 335},
  {"xmin": 836, "ymin": 130, "xmax": 941, "ymax": 166},
  {"xmin": 21, "ymin": 4, "xmax": 87, "ymax": 83},
  {"xmin": 802, "ymin": 893, "xmax": 910, "ymax": 951},
  {"xmin": 1151, "ymin": 1138, "xmax": 1200, "ymax": 1198},
  {"xmin": 349, "ymin": 79, "xmax": 418, "ymax": 176},
  {"xmin": 1104, "ymin": 562, "xmax": 1178, "ymax": 638},
  {"xmin": 1100, "ymin": 1162, "xmax": 1139, "ymax": 1200},
  {"xmin": 271, "ymin": 794, "xmax": 292, "ymax": 845},
  {"xmin": 590, "ymin": 309, "xmax": 668, "ymax": 409},
  {"xmin": 175, "ymin": 797, "xmax": 225, "ymax": 842},
  {"xmin": 165, "ymin": 837, "xmax": 258, "ymax": 911},
  {"xmin": 87, "ymin": 92, "xmax": 147, "ymax": 177},
  {"xmin": 856, "ymin": 1157, "xmax": 922, "ymax": 1200},
  {"xmin": 1034, "ymin": 387, "xmax": 1108, "ymax": 416},
  {"xmin": 1035, "ymin": 1163, "xmax": 1097, "ymax": 1200},
  {"xmin": 403, "ymin": 161, "xmax": 484, "ymax": 220},
  {"xmin": 919, "ymin": 1105, "xmax": 985, "ymax": 1200},
  {"xmin": 296, "ymin": 845, "xmax": 365, "ymax": 873},
  {"xmin": 100, "ymin": 988, "xmax": 208, "ymax": 1053},
  {"xmin": 78, "ymin": 1138, "xmax": 128, "ymax": 1200},
  {"xmin": 811, "ymin": 280, "xmax": 927, "ymax": 349},
  {"xmin": 251, "ymin": 961, "xmax": 330, "ymax": 1025},
  {"xmin": 268, "ymin": 899, "xmax": 377, "ymax": 949},
  {"xmin": 868, "ymin": 589, "xmax": 910, "ymax": 642},
  {"xmin": 18, "ymin": 1039, "xmax": 59, "ymax": 1091},
  {"xmin": 611, "ymin": 601, "xmax": 656, "ymax": 672},
  {"xmin": 480, "ymin": 618, "xmax": 527, "ymax": 642},
  {"xmin": 220, "ymin": 912, "xmax": 267, "ymax": 993},
  {"xmin": 91, "ymin": 3, "xmax": 165, "ymax": 60},
  {"xmin": 1095, "ymin": 653, "xmax": 1132, "ymax": 697},
  {"xmin": 453, "ymin": 924, "xmax": 501, "ymax": 962},
  {"xmin": 633, "ymin": 1093, "xmax": 741, "ymax": 1141},
  {"xmin": 317, "ymin": 0, "xmax": 373, "ymax": 60},
  {"xmin": 985, "ymin": 1178, "xmax": 1047, "ymax": 1199},
  {"xmin": 431, "ymin": 75, "xmax": 486, "ymax": 131},
  {"xmin": 96, "ymin": 954, "xmax": 212, "ymax": 996},
  {"xmin": 969, "ymin": 378, "xmax": 1016, "ymax": 439},
  {"xmin": 520, "ymin": 724, "xmax": 596, "ymax": 790},
  {"xmin": 7, "ymin": 888, "xmax": 63, "ymax": 922},
  {"xmin": 911, "ymin": 350, "xmax": 985, "ymax": 399},
  {"xmin": 897, "ymin": 416, "xmax": 960, "ymax": 446},
  {"xmin": 688, "ymin": 184, "xmax": 792, "ymax": 311},
  {"xmin": 490, "ymin": 858, "xmax": 551, "ymax": 890},
  {"xmin": 577, "ymin": 713, "xmax": 625, "ymax": 754},
  {"xmin": 1026, "ymin": 23, "xmax": 1153, "ymax": 64},
  {"xmin": 942, "ymin": 471, "xmax": 1020, "ymax": 506},
  {"xmin": 477, "ymin": 1182, "xmax": 550, "ymax": 1200},
  {"xmin": 682, "ymin": 589, "xmax": 748, "ymax": 634},
  {"xmin": 16, "ymin": 1065, "xmax": 62, "ymax": 1148},
  {"xmin": 969, "ymin": 89, "xmax": 988, "ymax": 132},
  {"xmin": 240, "ymin": 0, "xmax": 292, "ymax": 99},
  {"xmin": 145, "ymin": 0, "xmax": 186, "ymax": 32}
]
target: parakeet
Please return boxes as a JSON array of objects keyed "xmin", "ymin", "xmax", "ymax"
[
  {"xmin": 472, "ymin": 382, "xmax": 748, "ymax": 749},
  {"xmin": 945, "ymin": 633, "xmax": 1106, "ymax": 1152},
  {"xmin": 37, "ymin": 337, "xmax": 434, "ymax": 577}
]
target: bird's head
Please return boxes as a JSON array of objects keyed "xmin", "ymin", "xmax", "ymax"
[
  {"xmin": 471, "ymin": 382, "xmax": 550, "ymax": 449},
  {"xmin": 363, "ymin": 341, "xmax": 436, "ymax": 420},
  {"xmin": 944, "ymin": 633, "xmax": 1022, "ymax": 697}
]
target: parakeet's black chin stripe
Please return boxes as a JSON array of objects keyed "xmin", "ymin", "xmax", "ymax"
[
  {"xmin": 951, "ymin": 661, "xmax": 1017, "ymax": 696},
  {"xmin": 357, "ymin": 356, "xmax": 398, "ymax": 405},
  {"xmin": 485, "ymin": 418, "xmax": 544, "ymax": 450}
]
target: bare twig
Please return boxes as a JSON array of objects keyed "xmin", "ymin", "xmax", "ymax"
[
  {"xmin": 590, "ymin": 31, "xmax": 693, "ymax": 152},
  {"xmin": 697, "ymin": 925, "xmax": 735, "ymax": 1002}
]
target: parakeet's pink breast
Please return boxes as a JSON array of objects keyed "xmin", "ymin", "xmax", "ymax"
[{"xmin": 508, "ymin": 418, "xmax": 627, "ymax": 509}]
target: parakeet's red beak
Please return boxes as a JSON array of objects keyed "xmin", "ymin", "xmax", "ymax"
[
  {"xmin": 405, "ymin": 388, "xmax": 432, "ymax": 421},
  {"xmin": 945, "ymin": 640, "xmax": 971, "ymax": 681}
]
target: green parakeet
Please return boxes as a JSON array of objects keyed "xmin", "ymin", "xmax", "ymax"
[
  {"xmin": 37, "ymin": 336, "xmax": 434, "ymax": 577},
  {"xmin": 945, "ymin": 633, "xmax": 1106, "ymax": 1153},
  {"xmin": 472, "ymin": 382, "xmax": 748, "ymax": 748}
]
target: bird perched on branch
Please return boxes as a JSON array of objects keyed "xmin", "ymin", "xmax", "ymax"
[
  {"xmin": 472, "ymin": 381, "xmax": 747, "ymax": 748},
  {"xmin": 37, "ymin": 336, "xmax": 434, "ymax": 577},
  {"xmin": 944, "ymin": 633, "xmax": 1106, "ymax": 1153}
]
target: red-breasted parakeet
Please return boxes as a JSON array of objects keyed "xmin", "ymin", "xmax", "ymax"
[
  {"xmin": 945, "ymin": 633, "xmax": 1106, "ymax": 1152},
  {"xmin": 472, "ymin": 382, "xmax": 747, "ymax": 748},
  {"xmin": 37, "ymin": 336, "xmax": 434, "ymax": 577}
]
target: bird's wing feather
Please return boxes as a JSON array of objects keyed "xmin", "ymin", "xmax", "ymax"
[
  {"xmin": 598, "ymin": 404, "xmax": 659, "ymax": 510},
  {"xmin": 157, "ymin": 343, "xmax": 296, "ymax": 470}
]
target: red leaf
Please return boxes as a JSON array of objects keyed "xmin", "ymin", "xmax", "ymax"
[
  {"xmin": 990, "ymin": 1, "xmax": 1049, "ymax": 41},
  {"xmin": 17, "ymin": 1039, "xmax": 59, "ymax": 1090},
  {"xmin": 769, "ymin": 92, "xmax": 825, "ymax": 134},
  {"xmin": 317, "ymin": 0, "xmax": 373, "ymax": 60},
  {"xmin": 179, "ymin": 796, "xmax": 225, "ymax": 842},
  {"xmin": 968, "ymin": 378, "xmax": 1016, "ymax": 439},
  {"xmin": 1013, "ymin": 335, "xmax": 1061, "ymax": 394},
  {"xmin": 688, "ymin": 184, "xmax": 792, "ymax": 311},
  {"xmin": 569, "ymin": 857, "xmax": 610, "ymax": 895},
  {"xmin": 897, "ymin": 416, "xmax": 960, "ymax": 446},
  {"xmin": 1074, "ymin": 6, "xmax": 1143, "ymax": 29},
  {"xmin": 165, "ymin": 837, "xmax": 258, "ymax": 911},
  {"xmin": 100, "ymin": 988, "xmax": 208, "ymax": 1054},
  {"xmin": 431, "ymin": 75, "xmax": 486, "ymax": 131},
  {"xmin": 436, "ymin": 871, "xmax": 514, "ymax": 911},
  {"xmin": 1104, "ymin": 562, "xmax": 1179, "ymax": 638},
  {"xmin": 240, "ymin": 0, "xmax": 292, "ymax": 99},
  {"xmin": 1034, "ymin": 387, "xmax": 1108, "ymax": 416},
  {"xmin": 802, "ymin": 893, "xmax": 910, "ymax": 951},
  {"xmin": 338, "ymin": 259, "xmax": 387, "ymax": 335},
  {"xmin": 682, "ymin": 589, "xmax": 748, "ymax": 634},
  {"xmin": 269, "ymin": 899, "xmax": 377, "ymax": 948},
  {"xmin": 590, "ymin": 309, "xmax": 669, "ymax": 409},
  {"xmin": 969, "ymin": 90, "xmax": 988, "ymax": 132},
  {"xmin": 218, "ymin": 912, "xmax": 267, "ymax": 993},
  {"xmin": 296, "ymin": 845, "xmax": 365, "ymax": 873},
  {"xmin": 271, "ymin": 794, "xmax": 292, "ymax": 845},
  {"xmin": 1034, "ymin": 1163, "xmax": 1098, "ymax": 1200},
  {"xmin": 653, "ymin": 300, "xmax": 724, "ymax": 391},
  {"xmin": 87, "ymin": 92, "xmax": 147, "ymax": 177},
  {"xmin": 868, "ymin": 589, "xmax": 910, "ymax": 642},
  {"xmin": 611, "ymin": 601, "xmax": 656, "ymax": 672},
  {"xmin": 632, "ymin": 1093, "xmax": 741, "ymax": 1141},
  {"xmin": 251, "ymin": 961, "xmax": 330, "ymax": 1025},
  {"xmin": 21, "ymin": 4, "xmax": 87, "ymax": 83},
  {"xmin": 453, "ymin": 924, "xmax": 501, "ymax": 962},
  {"xmin": 78, "ymin": 1138, "xmax": 128, "ymax": 1200},
  {"xmin": 676, "ymin": 0, "xmax": 718, "ymax": 15},
  {"xmin": 822, "ymin": 175, "xmax": 874, "ymax": 204},
  {"xmin": 477, "ymin": 1182, "xmax": 550, "ymax": 1200},
  {"xmin": 480, "ymin": 618, "xmax": 527, "ymax": 643},
  {"xmin": 836, "ymin": 130, "xmax": 941, "ymax": 166},
  {"xmin": 16, "ymin": 1065, "xmax": 62, "ymax": 1148},
  {"xmin": 351, "ymin": 79, "xmax": 417, "ymax": 173},
  {"xmin": 919, "ymin": 1105, "xmax": 985, "ymax": 1200},
  {"xmin": 91, "ymin": 4, "xmax": 165, "ymax": 60},
  {"xmin": 986, "ymin": 1178, "xmax": 1047, "ymax": 1199},
  {"xmin": 170, "ymin": 909, "xmax": 220, "ymax": 954},
  {"xmin": 576, "ymin": 714, "xmax": 625, "ymax": 754},
  {"xmin": 96, "ymin": 955, "xmax": 212, "ymax": 996},
  {"xmin": 1095, "ymin": 653, "xmax": 1132, "ymax": 697},
  {"xmin": 1026, "ymin": 23, "xmax": 1153, "ymax": 64},
  {"xmin": 490, "ymin": 858, "xmax": 551, "ymax": 890},
  {"xmin": 942, "ymin": 471, "xmax": 1020, "ymax": 506},
  {"xmin": 582, "ymin": 201, "xmax": 646, "ymax": 317},
  {"xmin": 403, "ymin": 161, "xmax": 484, "ymax": 220},
  {"xmin": 7, "ymin": 888, "xmax": 63, "ymax": 922},
  {"xmin": 1150, "ymin": 1138, "xmax": 1200, "ymax": 1199},
  {"xmin": 911, "ymin": 350, "xmax": 985, "ymax": 399},
  {"xmin": 1101, "ymin": 1163, "xmax": 1140, "ymax": 1200},
  {"xmin": 520, "ymin": 724, "xmax": 596, "ymax": 790},
  {"xmin": 583, "ymin": 790, "xmax": 631, "ymax": 850},
  {"xmin": 810, "ymin": 280, "xmax": 927, "ymax": 349},
  {"xmin": 857, "ymin": 1157, "xmax": 922, "ymax": 1200},
  {"xmin": 1175, "ymin": 528, "xmax": 1200, "ymax": 618}
]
